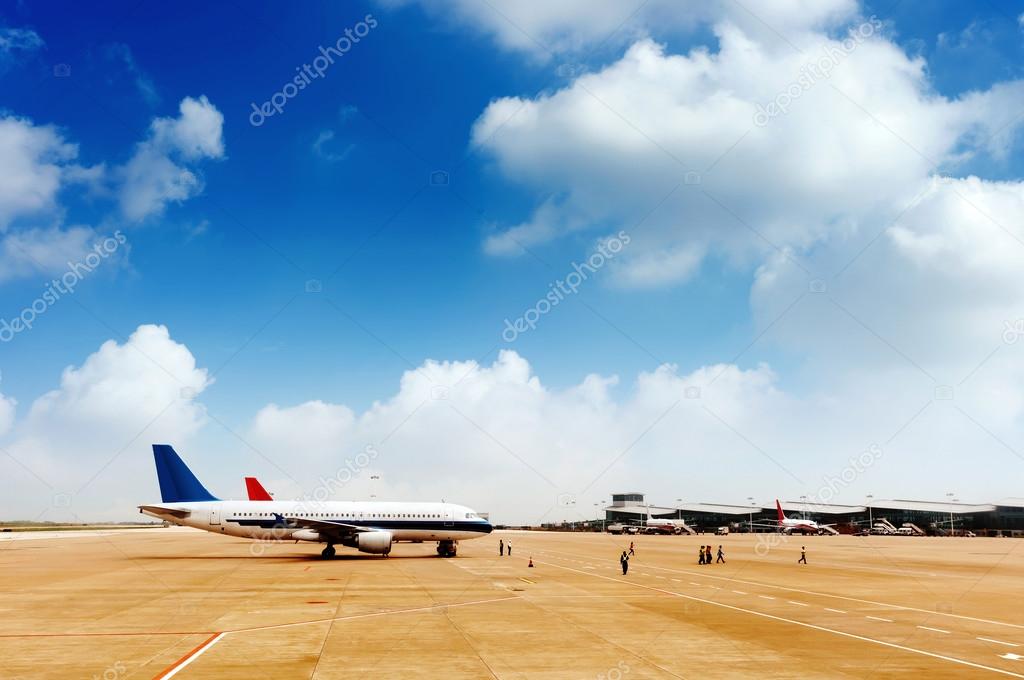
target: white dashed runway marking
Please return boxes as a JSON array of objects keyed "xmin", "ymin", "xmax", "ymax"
[
  {"xmin": 918, "ymin": 626, "xmax": 951, "ymax": 634},
  {"xmin": 537, "ymin": 559, "xmax": 1024, "ymax": 678}
]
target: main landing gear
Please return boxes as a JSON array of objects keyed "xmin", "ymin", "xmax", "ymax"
[
  {"xmin": 321, "ymin": 544, "xmax": 336, "ymax": 559},
  {"xmin": 437, "ymin": 540, "xmax": 457, "ymax": 558}
]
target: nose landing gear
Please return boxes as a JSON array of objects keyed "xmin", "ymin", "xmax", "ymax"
[{"xmin": 436, "ymin": 540, "xmax": 457, "ymax": 558}]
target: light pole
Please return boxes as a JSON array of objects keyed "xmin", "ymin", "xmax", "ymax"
[
  {"xmin": 594, "ymin": 502, "xmax": 606, "ymax": 532},
  {"xmin": 747, "ymin": 496, "xmax": 755, "ymax": 533},
  {"xmin": 370, "ymin": 474, "xmax": 380, "ymax": 501},
  {"xmin": 800, "ymin": 494, "xmax": 808, "ymax": 520},
  {"xmin": 866, "ymin": 494, "xmax": 873, "ymax": 532},
  {"xmin": 946, "ymin": 492, "xmax": 955, "ymax": 537}
]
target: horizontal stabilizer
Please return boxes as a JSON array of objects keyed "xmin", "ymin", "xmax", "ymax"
[{"xmin": 138, "ymin": 504, "xmax": 191, "ymax": 518}]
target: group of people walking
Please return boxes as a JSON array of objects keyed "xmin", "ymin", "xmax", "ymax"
[
  {"xmin": 621, "ymin": 541, "xmax": 726, "ymax": 574},
  {"xmin": 504, "ymin": 537, "xmax": 803, "ymax": 576},
  {"xmin": 698, "ymin": 545, "xmax": 725, "ymax": 564},
  {"xmin": 495, "ymin": 537, "xmax": 806, "ymax": 573}
]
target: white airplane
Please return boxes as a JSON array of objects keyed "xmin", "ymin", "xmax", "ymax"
[
  {"xmin": 139, "ymin": 445, "xmax": 492, "ymax": 558},
  {"xmin": 643, "ymin": 506, "xmax": 690, "ymax": 534},
  {"xmin": 767, "ymin": 499, "xmax": 836, "ymax": 535}
]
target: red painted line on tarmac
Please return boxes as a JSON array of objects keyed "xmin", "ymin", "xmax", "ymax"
[
  {"xmin": 152, "ymin": 632, "xmax": 224, "ymax": 680},
  {"xmin": 0, "ymin": 631, "xmax": 216, "ymax": 638},
  {"xmin": 10, "ymin": 597, "xmax": 520, "ymax": 678}
]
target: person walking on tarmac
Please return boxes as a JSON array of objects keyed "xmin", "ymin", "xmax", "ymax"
[
  {"xmin": 698, "ymin": 546, "xmax": 706, "ymax": 565},
  {"xmin": 716, "ymin": 545, "xmax": 725, "ymax": 563},
  {"xmin": 620, "ymin": 550, "xmax": 630, "ymax": 575},
  {"xmin": 705, "ymin": 545, "xmax": 713, "ymax": 565},
  {"xmin": 798, "ymin": 546, "xmax": 807, "ymax": 564},
  {"xmin": 629, "ymin": 541, "xmax": 635, "ymax": 557},
  {"xmin": 507, "ymin": 540, "xmax": 512, "ymax": 557},
  {"xmin": 499, "ymin": 539, "xmax": 504, "ymax": 557}
]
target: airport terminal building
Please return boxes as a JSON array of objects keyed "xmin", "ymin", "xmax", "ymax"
[{"xmin": 605, "ymin": 493, "xmax": 1024, "ymax": 536}]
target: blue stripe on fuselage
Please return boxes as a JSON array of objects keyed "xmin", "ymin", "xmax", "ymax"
[{"xmin": 229, "ymin": 518, "xmax": 493, "ymax": 533}]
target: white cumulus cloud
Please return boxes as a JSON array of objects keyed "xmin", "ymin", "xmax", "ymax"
[
  {"xmin": 0, "ymin": 116, "xmax": 77, "ymax": 229},
  {"xmin": 0, "ymin": 96, "xmax": 224, "ymax": 281},
  {"xmin": 118, "ymin": 95, "xmax": 225, "ymax": 221},
  {"xmin": 0, "ymin": 225, "xmax": 97, "ymax": 282},
  {"xmin": 473, "ymin": 32, "xmax": 1024, "ymax": 287},
  {"xmin": 0, "ymin": 25, "xmax": 43, "ymax": 70},
  {"xmin": 1, "ymin": 325, "xmax": 211, "ymax": 519},
  {"xmin": 1, "ymin": 331, "xmax": 1022, "ymax": 524},
  {"xmin": 379, "ymin": 0, "xmax": 858, "ymax": 58}
]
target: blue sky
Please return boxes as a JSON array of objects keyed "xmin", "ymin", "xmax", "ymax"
[
  {"xmin": 1, "ymin": 1, "xmax": 756, "ymax": 410},
  {"xmin": 3, "ymin": 0, "xmax": 1024, "ymax": 521},
  {"xmin": 0, "ymin": 0, "xmax": 792, "ymax": 422}
]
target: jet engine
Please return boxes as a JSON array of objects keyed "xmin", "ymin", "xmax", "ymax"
[
  {"xmin": 291, "ymin": 529, "xmax": 320, "ymax": 542},
  {"xmin": 355, "ymin": 531, "xmax": 393, "ymax": 554}
]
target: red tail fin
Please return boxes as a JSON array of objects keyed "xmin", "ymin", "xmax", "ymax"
[
  {"xmin": 245, "ymin": 477, "xmax": 273, "ymax": 501},
  {"xmin": 776, "ymin": 499, "xmax": 786, "ymax": 522}
]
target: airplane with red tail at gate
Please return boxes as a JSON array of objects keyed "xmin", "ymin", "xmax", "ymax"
[{"xmin": 748, "ymin": 500, "xmax": 838, "ymax": 535}]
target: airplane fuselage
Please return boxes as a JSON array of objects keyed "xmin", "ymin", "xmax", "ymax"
[
  {"xmin": 141, "ymin": 500, "xmax": 493, "ymax": 543},
  {"xmin": 780, "ymin": 519, "xmax": 821, "ymax": 534},
  {"xmin": 645, "ymin": 519, "xmax": 685, "ymax": 534}
]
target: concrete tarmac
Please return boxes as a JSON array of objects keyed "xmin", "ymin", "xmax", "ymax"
[{"xmin": 2, "ymin": 528, "xmax": 1022, "ymax": 678}]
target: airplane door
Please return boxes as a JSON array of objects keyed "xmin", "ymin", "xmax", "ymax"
[
  {"xmin": 209, "ymin": 509, "xmax": 220, "ymax": 525},
  {"xmin": 443, "ymin": 508, "xmax": 453, "ymax": 527}
]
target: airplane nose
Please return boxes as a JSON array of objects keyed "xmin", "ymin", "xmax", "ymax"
[{"xmin": 482, "ymin": 522, "xmax": 494, "ymax": 534}]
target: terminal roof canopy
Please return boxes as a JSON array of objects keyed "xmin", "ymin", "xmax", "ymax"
[{"xmin": 605, "ymin": 496, "xmax": 1019, "ymax": 516}]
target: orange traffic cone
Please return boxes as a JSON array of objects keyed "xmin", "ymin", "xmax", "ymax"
[{"xmin": 528, "ymin": 556, "xmax": 534, "ymax": 567}]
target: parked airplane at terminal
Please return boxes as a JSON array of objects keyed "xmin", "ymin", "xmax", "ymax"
[
  {"xmin": 139, "ymin": 445, "xmax": 492, "ymax": 558},
  {"xmin": 643, "ymin": 506, "xmax": 694, "ymax": 535},
  {"xmin": 763, "ymin": 500, "xmax": 837, "ymax": 535}
]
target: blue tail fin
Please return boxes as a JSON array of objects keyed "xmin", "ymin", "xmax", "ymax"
[{"xmin": 152, "ymin": 444, "xmax": 219, "ymax": 502}]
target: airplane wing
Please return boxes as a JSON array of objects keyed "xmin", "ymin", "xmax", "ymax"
[
  {"xmin": 281, "ymin": 515, "xmax": 381, "ymax": 540},
  {"xmin": 138, "ymin": 504, "xmax": 190, "ymax": 518}
]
